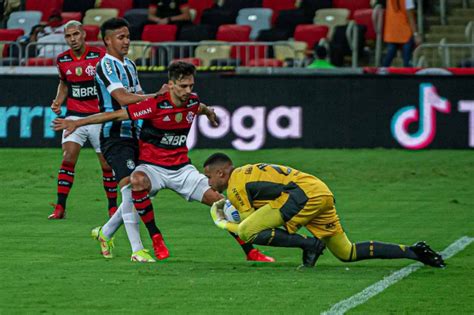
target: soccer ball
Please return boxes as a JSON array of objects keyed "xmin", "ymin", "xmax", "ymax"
[{"xmin": 223, "ymin": 200, "xmax": 241, "ymax": 223}]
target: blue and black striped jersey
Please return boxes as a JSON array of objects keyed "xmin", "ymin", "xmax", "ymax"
[{"xmin": 95, "ymin": 53, "xmax": 143, "ymax": 139}]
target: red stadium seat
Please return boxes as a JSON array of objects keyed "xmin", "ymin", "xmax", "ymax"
[
  {"xmin": 0, "ymin": 29, "xmax": 24, "ymax": 57},
  {"xmin": 27, "ymin": 57, "xmax": 55, "ymax": 66},
  {"xmin": 26, "ymin": 0, "xmax": 63, "ymax": 22},
  {"xmin": 333, "ymin": 0, "xmax": 371, "ymax": 18},
  {"xmin": 230, "ymin": 45, "xmax": 269, "ymax": 66},
  {"xmin": 172, "ymin": 57, "xmax": 202, "ymax": 66},
  {"xmin": 99, "ymin": 0, "xmax": 133, "ymax": 17},
  {"xmin": 262, "ymin": 0, "xmax": 296, "ymax": 24},
  {"xmin": 82, "ymin": 25, "xmax": 100, "ymax": 42},
  {"xmin": 216, "ymin": 24, "xmax": 251, "ymax": 42},
  {"xmin": 61, "ymin": 11, "xmax": 83, "ymax": 23},
  {"xmin": 294, "ymin": 25, "xmax": 329, "ymax": 50},
  {"xmin": 248, "ymin": 58, "xmax": 283, "ymax": 67},
  {"xmin": 188, "ymin": 0, "xmax": 214, "ymax": 24},
  {"xmin": 353, "ymin": 9, "xmax": 377, "ymax": 40},
  {"xmin": 142, "ymin": 24, "xmax": 178, "ymax": 42}
]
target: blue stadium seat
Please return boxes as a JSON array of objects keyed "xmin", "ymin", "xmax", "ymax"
[
  {"xmin": 7, "ymin": 11, "xmax": 42, "ymax": 35},
  {"xmin": 236, "ymin": 8, "xmax": 273, "ymax": 40}
]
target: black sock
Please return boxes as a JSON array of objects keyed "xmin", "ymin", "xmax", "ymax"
[
  {"xmin": 353, "ymin": 241, "xmax": 418, "ymax": 261},
  {"xmin": 253, "ymin": 228, "xmax": 315, "ymax": 249},
  {"xmin": 228, "ymin": 231, "xmax": 254, "ymax": 255}
]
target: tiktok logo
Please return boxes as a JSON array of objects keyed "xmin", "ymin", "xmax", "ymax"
[{"xmin": 391, "ymin": 84, "xmax": 451, "ymax": 149}]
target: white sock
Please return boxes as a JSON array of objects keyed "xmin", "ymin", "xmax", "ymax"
[
  {"xmin": 121, "ymin": 185, "xmax": 144, "ymax": 253},
  {"xmin": 102, "ymin": 203, "xmax": 123, "ymax": 238}
]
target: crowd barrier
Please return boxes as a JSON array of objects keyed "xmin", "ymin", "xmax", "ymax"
[{"xmin": 0, "ymin": 73, "xmax": 473, "ymax": 149}]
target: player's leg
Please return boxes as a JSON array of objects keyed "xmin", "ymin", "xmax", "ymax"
[
  {"xmin": 178, "ymin": 165, "xmax": 275, "ymax": 262},
  {"xmin": 88, "ymin": 123, "xmax": 118, "ymax": 217},
  {"xmin": 48, "ymin": 128, "xmax": 84, "ymax": 219},
  {"xmin": 130, "ymin": 165, "xmax": 168, "ymax": 260}
]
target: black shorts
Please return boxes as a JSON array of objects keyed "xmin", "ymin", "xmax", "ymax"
[{"xmin": 100, "ymin": 137, "xmax": 139, "ymax": 182}]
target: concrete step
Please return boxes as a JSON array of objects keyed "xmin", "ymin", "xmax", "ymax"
[
  {"xmin": 428, "ymin": 25, "xmax": 466, "ymax": 34},
  {"xmin": 451, "ymin": 8, "xmax": 474, "ymax": 16},
  {"xmin": 425, "ymin": 33, "xmax": 468, "ymax": 43},
  {"xmin": 426, "ymin": 15, "xmax": 473, "ymax": 26}
]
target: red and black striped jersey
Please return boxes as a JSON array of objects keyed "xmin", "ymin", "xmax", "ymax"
[
  {"xmin": 126, "ymin": 91, "xmax": 200, "ymax": 169},
  {"xmin": 56, "ymin": 45, "xmax": 105, "ymax": 116}
]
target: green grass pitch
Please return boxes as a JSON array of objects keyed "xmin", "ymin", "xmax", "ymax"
[{"xmin": 0, "ymin": 148, "xmax": 473, "ymax": 314}]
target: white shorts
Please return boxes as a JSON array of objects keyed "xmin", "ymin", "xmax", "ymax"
[
  {"xmin": 61, "ymin": 116, "xmax": 102, "ymax": 153},
  {"xmin": 134, "ymin": 163, "xmax": 210, "ymax": 202}
]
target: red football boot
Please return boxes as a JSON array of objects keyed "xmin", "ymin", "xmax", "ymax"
[
  {"xmin": 152, "ymin": 233, "xmax": 170, "ymax": 260},
  {"xmin": 48, "ymin": 204, "xmax": 65, "ymax": 219},
  {"xmin": 246, "ymin": 249, "xmax": 275, "ymax": 262}
]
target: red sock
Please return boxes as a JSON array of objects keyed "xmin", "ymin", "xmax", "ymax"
[
  {"xmin": 132, "ymin": 190, "xmax": 161, "ymax": 237},
  {"xmin": 102, "ymin": 168, "xmax": 117, "ymax": 216},
  {"xmin": 56, "ymin": 160, "xmax": 75, "ymax": 210}
]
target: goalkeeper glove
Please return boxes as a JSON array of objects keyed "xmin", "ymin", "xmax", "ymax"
[{"xmin": 210, "ymin": 199, "xmax": 228, "ymax": 230}]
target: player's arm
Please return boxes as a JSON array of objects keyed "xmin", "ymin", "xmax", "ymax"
[
  {"xmin": 53, "ymin": 110, "xmax": 130, "ymax": 136},
  {"xmin": 111, "ymin": 88, "xmax": 156, "ymax": 106},
  {"xmin": 51, "ymin": 80, "xmax": 68, "ymax": 115},
  {"xmin": 198, "ymin": 102, "xmax": 218, "ymax": 127}
]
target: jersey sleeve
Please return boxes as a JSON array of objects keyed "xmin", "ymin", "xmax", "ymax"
[
  {"xmin": 126, "ymin": 98, "xmax": 158, "ymax": 120},
  {"xmin": 56, "ymin": 63, "xmax": 66, "ymax": 81},
  {"xmin": 228, "ymin": 174, "xmax": 253, "ymax": 214},
  {"xmin": 130, "ymin": 60, "xmax": 143, "ymax": 94},
  {"xmin": 96, "ymin": 58, "xmax": 124, "ymax": 94}
]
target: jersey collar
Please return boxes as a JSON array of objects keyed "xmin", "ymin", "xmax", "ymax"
[
  {"xmin": 105, "ymin": 53, "xmax": 129, "ymax": 65},
  {"xmin": 70, "ymin": 45, "xmax": 89, "ymax": 61}
]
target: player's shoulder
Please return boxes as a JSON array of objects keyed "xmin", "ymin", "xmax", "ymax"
[
  {"xmin": 98, "ymin": 55, "xmax": 116, "ymax": 76},
  {"xmin": 56, "ymin": 49, "xmax": 72, "ymax": 63},
  {"xmin": 186, "ymin": 93, "xmax": 200, "ymax": 107}
]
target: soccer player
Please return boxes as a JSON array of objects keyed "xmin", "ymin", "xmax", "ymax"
[
  {"xmin": 48, "ymin": 20, "xmax": 118, "ymax": 220},
  {"xmin": 203, "ymin": 153, "xmax": 446, "ymax": 268},
  {"xmin": 53, "ymin": 61, "xmax": 275, "ymax": 263}
]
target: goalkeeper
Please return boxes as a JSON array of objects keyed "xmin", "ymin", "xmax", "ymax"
[{"xmin": 203, "ymin": 153, "xmax": 445, "ymax": 268}]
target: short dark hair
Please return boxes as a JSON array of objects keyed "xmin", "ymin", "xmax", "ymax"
[
  {"xmin": 203, "ymin": 153, "xmax": 233, "ymax": 168},
  {"xmin": 100, "ymin": 18, "xmax": 130, "ymax": 44},
  {"xmin": 315, "ymin": 45, "xmax": 328, "ymax": 59},
  {"xmin": 168, "ymin": 61, "xmax": 196, "ymax": 81}
]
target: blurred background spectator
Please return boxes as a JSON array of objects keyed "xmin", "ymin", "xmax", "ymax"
[
  {"xmin": 307, "ymin": 44, "xmax": 335, "ymax": 69},
  {"xmin": 147, "ymin": 0, "xmax": 192, "ymax": 28}
]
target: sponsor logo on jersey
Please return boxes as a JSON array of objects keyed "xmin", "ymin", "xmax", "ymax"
[
  {"xmin": 160, "ymin": 134, "xmax": 187, "ymax": 146},
  {"xmin": 132, "ymin": 107, "xmax": 152, "ymax": 119},
  {"xmin": 104, "ymin": 59, "xmax": 113, "ymax": 75},
  {"xmin": 159, "ymin": 101, "xmax": 173, "ymax": 109},
  {"xmin": 231, "ymin": 188, "xmax": 245, "ymax": 207},
  {"xmin": 85, "ymin": 64, "xmax": 96, "ymax": 76},
  {"xmin": 186, "ymin": 111, "xmax": 194, "ymax": 123},
  {"xmin": 175, "ymin": 113, "xmax": 182, "ymax": 123},
  {"xmin": 187, "ymin": 99, "xmax": 199, "ymax": 107},
  {"xmin": 163, "ymin": 115, "xmax": 171, "ymax": 122},
  {"xmin": 72, "ymin": 86, "xmax": 97, "ymax": 98},
  {"xmin": 66, "ymin": 69, "xmax": 72, "ymax": 75},
  {"xmin": 58, "ymin": 55, "xmax": 73, "ymax": 63},
  {"xmin": 86, "ymin": 52, "xmax": 101, "ymax": 59},
  {"xmin": 126, "ymin": 159, "xmax": 135, "ymax": 170},
  {"xmin": 75, "ymin": 67, "xmax": 82, "ymax": 76}
]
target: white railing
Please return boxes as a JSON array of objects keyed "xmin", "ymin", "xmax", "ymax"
[{"xmin": 413, "ymin": 41, "xmax": 474, "ymax": 67}]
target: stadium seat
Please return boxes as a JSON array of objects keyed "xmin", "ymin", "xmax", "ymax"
[
  {"xmin": 62, "ymin": 0, "xmax": 95, "ymax": 14},
  {"xmin": 273, "ymin": 40, "xmax": 307, "ymax": 62},
  {"xmin": 7, "ymin": 11, "xmax": 42, "ymax": 35},
  {"xmin": 262, "ymin": 0, "xmax": 297, "ymax": 24},
  {"xmin": 248, "ymin": 58, "xmax": 283, "ymax": 67},
  {"xmin": 236, "ymin": 8, "xmax": 273, "ymax": 40},
  {"xmin": 178, "ymin": 24, "xmax": 216, "ymax": 42},
  {"xmin": 61, "ymin": 12, "xmax": 83, "ymax": 23},
  {"xmin": 83, "ymin": 8, "xmax": 119, "ymax": 26},
  {"xmin": 83, "ymin": 25, "xmax": 100, "ymax": 41},
  {"xmin": 127, "ymin": 41, "xmax": 151, "ymax": 63},
  {"xmin": 188, "ymin": 0, "xmax": 214, "ymax": 24},
  {"xmin": 195, "ymin": 41, "xmax": 231, "ymax": 67},
  {"xmin": 0, "ymin": 29, "xmax": 24, "ymax": 58},
  {"xmin": 301, "ymin": 0, "xmax": 333, "ymax": 19},
  {"xmin": 26, "ymin": 57, "xmax": 55, "ymax": 66},
  {"xmin": 353, "ymin": 8, "xmax": 379, "ymax": 41},
  {"xmin": 200, "ymin": 7, "xmax": 237, "ymax": 27},
  {"xmin": 26, "ymin": 0, "xmax": 62, "ymax": 22},
  {"xmin": 275, "ymin": 9, "xmax": 310, "ymax": 36},
  {"xmin": 257, "ymin": 28, "xmax": 292, "ymax": 41},
  {"xmin": 123, "ymin": 8, "xmax": 149, "ymax": 40},
  {"xmin": 171, "ymin": 57, "xmax": 202, "ymax": 66},
  {"xmin": 99, "ymin": 0, "xmax": 133, "ymax": 17},
  {"xmin": 142, "ymin": 24, "xmax": 178, "ymax": 42},
  {"xmin": 231, "ymin": 45, "xmax": 269, "ymax": 66},
  {"xmin": 313, "ymin": 8, "xmax": 350, "ymax": 39},
  {"xmin": 294, "ymin": 24, "xmax": 329, "ymax": 51},
  {"xmin": 216, "ymin": 24, "xmax": 251, "ymax": 42},
  {"xmin": 333, "ymin": 0, "xmax": 371, "ymax": 18},
  {"xmin": 133, "ymin": 0, "xmax": 151, "ymax": 8}
]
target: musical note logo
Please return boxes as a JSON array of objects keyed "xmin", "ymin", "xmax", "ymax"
[{"xmin": 391, "ymin": 83, "xmax": 451, "ymax": 149}]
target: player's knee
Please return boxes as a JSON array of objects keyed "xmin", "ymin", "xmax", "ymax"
[
  {"xmin": 130, "ymin": 171, "xmax": 150, "ymax": 191},
  {"xmin": 237, "ymin": 222, "xmax": 256, "ymax": 243}
]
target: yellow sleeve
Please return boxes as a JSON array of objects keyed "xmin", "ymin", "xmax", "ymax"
[{"xmin": 225, "ymin": 222, "xmax": 239, "ymax": 234}]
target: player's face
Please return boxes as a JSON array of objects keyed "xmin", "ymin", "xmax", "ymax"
[
  {"xmin": 105, "ymin": 26, "xmax": 130, "ymax": 58},
  {"xmin": 64, "ymin": 26, "xmax": 85, "ymax": 52},
  {"xmin": 204, "ymin": 165, "xmax": 228, "ymax": 193},
  {"xmin": 169, "ymin": 75, "xmax": 194, "ymax": 104}
]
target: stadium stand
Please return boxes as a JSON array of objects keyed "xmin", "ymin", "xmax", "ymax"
[
  {"xmin": 99, "ymin": 0, "xmax": 134, "ymax": 18},
  {"xmin": 216, "ymin": 24, "xmax": 251, "ymax": 42},
  {"xmin": 83, "ymin": 8, "xmax": 119, "ymax": 26},
  {"xmin": 294, "ymin": 24, "xmax": 329, "ymax": 52},
  {"xmin": 142, "ymin": 24, "xmax": 178, "ymax": 42},
  {"xmin": 314, "ymin": 8, "xmax": 350, "ymax": 40},
  {"xmin": 25, "ymin": 0, "xmax": 62, "ymax": 22},
  {"xmin": 82, "ymin": 25, "xmax": 100, "ymax": 42},
  {"xmin": 236, "ymin": 8, "xmax": 273, "ymax": 40},
  {"xmin": 195, "ymin": 41, "xmax": 231, "ymax": 67},
  {"xmin": 7, "ymin": 11, "xmax": 42, "ymax": 35},
  {"xmin": 62, "ymin": 0, "xmax": 95, "ymax": 15},
  {"xmin": 123, "ymin": 8, "xmax": 149, "ymax": 40},
  {"xmin": 188, "ymin": 0, "xmax": 214, "ymax": 24},
  {"xmin": 333, "ymin": 0, "xmax": 371, "ymax": 18},
  {"xmin": 61, "ymin": 12, "xmax": 83, "ymax": 24}
]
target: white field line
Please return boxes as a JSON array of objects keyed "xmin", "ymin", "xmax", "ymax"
[{"xmin": 321, "ymin": 236, "xmax": 474, "ymax": 315}]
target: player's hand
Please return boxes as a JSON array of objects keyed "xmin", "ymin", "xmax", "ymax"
[
  {"xmin": 51, "ymin": 100, "xmax": 61, "ymax": 115},
  {"xmin": 206, "ymin": 107, "xmax": 219, "ymax": 127},
  {"xmin": 156, "ymin": 84, "xmax": 169, "ymax": 96},
  {"xmin": 210, "ymin": 199, "xmax": 228, "ymax": 230},
  {"xmin": 52, "ymin": 118, "xmax": 77, "ymax": 137}
]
